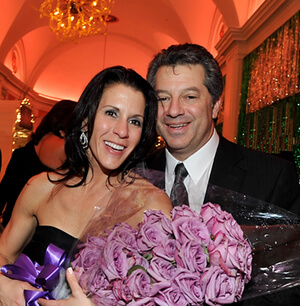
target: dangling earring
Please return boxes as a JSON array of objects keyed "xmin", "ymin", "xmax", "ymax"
[{"xmin": 80, "ymin": 131, "xmax": 88, "ymax": 149}]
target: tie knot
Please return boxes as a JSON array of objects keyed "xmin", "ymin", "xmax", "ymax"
[{"xmin": 174, "ymin": 163, "xmax": 188, "ymax": 179}]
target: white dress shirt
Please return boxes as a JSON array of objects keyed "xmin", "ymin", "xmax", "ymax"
[{"xmin": 165, "ymin": 129, "xmax": 219, "ymax": 213}]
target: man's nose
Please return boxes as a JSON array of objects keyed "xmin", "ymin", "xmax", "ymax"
[{"xmin": 166, "ymin": 98, "xmax": 184, "ymax": 117}]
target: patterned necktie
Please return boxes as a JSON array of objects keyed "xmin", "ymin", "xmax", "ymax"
[{"xmin": 170, "ymin": 163, "xmax": 189, "ymax": 207}]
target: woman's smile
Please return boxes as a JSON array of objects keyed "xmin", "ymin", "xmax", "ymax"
[
  {"xmin": 104, "ymin": 140, "xmax": 125, "ymax": 152},
  {"xmin": 88, "ymin": 83, "xmax": 145, "ymax": 170}
]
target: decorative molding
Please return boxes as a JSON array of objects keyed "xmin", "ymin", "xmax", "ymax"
[
  {"xmin": 0, "ymin": 62, "xmax": 57, "ymax": 112},
  {"xmin": 215, "ymin": 0, "xmax": 299, "ymax": 61},
  {"xmin": 242, "ymin": 0, "xmax": 288, "ymax": 39},
  {"xmin": 0, "ymin": 62, "xmax": 27, "ymax": 98}
]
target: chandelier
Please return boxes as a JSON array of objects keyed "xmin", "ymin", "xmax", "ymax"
[{"xmin": 39, "ymin": 0, "xmax": 116, "ymax": 41}]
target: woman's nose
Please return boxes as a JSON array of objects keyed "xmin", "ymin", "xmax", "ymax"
[{"xmin": 113, "ymin": 119, "xmax": 129, "ymax": 138}]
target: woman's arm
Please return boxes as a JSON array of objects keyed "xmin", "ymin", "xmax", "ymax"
[
  {"xmin": 0, "ymin": 175, "xmax": 42, "ymax": 264},
  {"xmin": 0, "ymin": 173, "xmax": 49, "ymax": 305}
]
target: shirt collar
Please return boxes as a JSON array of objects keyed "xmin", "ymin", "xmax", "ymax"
[{"xmin": 165, "ymin": 129, "xmax": 219, "ymax": 182}]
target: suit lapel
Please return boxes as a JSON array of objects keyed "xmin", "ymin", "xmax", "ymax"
[
  {"xmin": 207, "ymin": 136, "xmax": 247, "ymax": 197},
  {"xmin": 147, "ymin": 137, "xmax": 248, "ymax": 201}
]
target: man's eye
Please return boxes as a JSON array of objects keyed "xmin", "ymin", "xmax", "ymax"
[
  {"xmin": 129, "ymin": 119, "xmax": 142, "ymax": 127},
  {"xmin": 157, "ymin": 96, "xmax": 169, "ymax": 102},
  {"xmin": 185, "ymin": 95, "xmax": 197, "ymax": 99},
  {"xmin": 105, "ymin": 110, "xmax": 117, "ymax": 117}
]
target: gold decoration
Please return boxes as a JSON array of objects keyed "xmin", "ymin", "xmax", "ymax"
[
  {"xmin": 12, "ymin": 98, "xmax": 35, "ymax": 150},
  {"xmin": 39, "ymin": 0, "xmax": 116, "ymax": 41},
  {"xmin": 155, "ymin": 136, "xmax": 165, "ymax": 149},
  {"xmin": 246, "ymin": 15, "xmax": 300, "ymax": 113}
]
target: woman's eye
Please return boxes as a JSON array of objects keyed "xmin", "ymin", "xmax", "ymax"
[
  {"xmin": 105, "ymin": 110, "xmax": 117, "ymax": 118},
  {"xmin": 129, "ymin": 119, "xmax": 142, "ymax": 127}
]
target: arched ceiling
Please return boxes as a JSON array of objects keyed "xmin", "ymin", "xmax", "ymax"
[{"xmin": 0, "ymin": 0, "xmax": 264, "ymax": 102}]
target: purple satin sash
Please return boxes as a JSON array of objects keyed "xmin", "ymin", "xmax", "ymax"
[{"xmin": 1, "ymin": 243, "xmax": 67, "ymax": 305}]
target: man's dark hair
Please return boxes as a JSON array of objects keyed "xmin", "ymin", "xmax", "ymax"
[{"xmin": 147, "ymin": 43, "xmax": 223, "ymax": 104}]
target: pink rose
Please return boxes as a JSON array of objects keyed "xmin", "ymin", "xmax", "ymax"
[
  {"xmin": 201, "ymin": 202, "xmax": 245, "ymax": 242},
  {"xmin": 143, "ymin": 210, "xmax": 173, "ymax": 234},
  {"xmin": 112, "ymin": 279, "xmax": 133, "ymax": 302},
  {"xmin": 172, "ymin": 216, "xmax": 211, "ymax": 246},
  {"xmin": 70, "ymin": 202, "xmax": 252, "ymax": 305},
  {"xmin": 208, "ymin": 232, "xmax": 237, "ymax": 277},
  {"xmin": 75, "ymin": 266, "xmax": 91, "ymax": 293},
  {"xmin": 172, "ymin": 268, "xmax": 204, "ymax": 304},
  {"xmin": 200, "ymin": 202, "xmax": 223, "ymax": 231},
  {"xmin": 175, "ymin": 240, "xmax": 208, "ymax": 274},
  {"xmin": 107, "ymin": 224, "xmax": 147, "ymax": 271},
  {"xmin": 72, "ymin": 238, "xmax": 105, "ymax": 272},
  {"xmin": 127, "ymin": 297, "xmax": 156, "ymax": 305},
  {"xmin": 88, "ymin": 266, "xmax": 110, "ymax": 295},
  {"xmin": 126, "ymin": 268, "xmax": 170, "ymax": 299},
  {"xmin": 201, "ymin": 266, "xmax": 241, "ymax": 305},
  {"xmin": 208, "ymin": 231, "xmax": 252, "ymax": 279},
  {"xmin": 136, "ymin": 209, "xmax": 173, "ymax": 255},
  {"xmin": 126, "ymin": 269, "xmax": 151, "ymax": 299},
  {"xmin": 127, "ymin": 297, "xmax": 156, "ymax": 306},
  {"xmin": 156, "ymin": 285, "xmax": 188, "ymax": 306},
  {"xmin": 212, "ymin": 211, "xmax": 245, "ymax": 242},
  {"xmin": 108, "ymin": 223, "xmax": 138, "ymax": 250},
  {"xmin": 152, "ymin": 238, "xmax": 177, "ymax": 261},
  {"xmin": 147, "ymin": 256, "xmax": 177, "ymax": 282},
  {"xmin": 127, "ymin": 251, "xmax": 150, "ymax": 271},
  {"xmin": 92, "ymin": 289, "xmax": 120, "ymax": 305},
  {"xmin": 171, "ymin": 205, "xmax": 200, "ymax": 220},
  {"xmin": 101, "ymin": 240, "xmax": 130, "ymax": 281},
  {"xmin": 73, "ymin": 266, "xmax": 84, "ymax": 284},
  {"xmin": 86, "ymin": 234, "xmax": 108, "ymax": 248},
  {"xmin": 137, "ymin": 222, "xmax": 170, "ymax": 253}
]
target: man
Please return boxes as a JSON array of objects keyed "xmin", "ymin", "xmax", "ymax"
[
  {"xmin": 146, "ymin": 43, "xmax": 300, "ymax": 215},
  {"xmin": 145, "ymin": 42, "xmax": 300, "ymax": 305}
]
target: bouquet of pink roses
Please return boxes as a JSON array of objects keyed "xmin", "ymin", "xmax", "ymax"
[{"xmin": 72, "ymin": 203, "xmax": 252, "ymax": 305}]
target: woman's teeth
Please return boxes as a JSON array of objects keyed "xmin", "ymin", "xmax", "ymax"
[{"xmin": 105, "ymin": 141, "xmax": 125, "ymax": 151}]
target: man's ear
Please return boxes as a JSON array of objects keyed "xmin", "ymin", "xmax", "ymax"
[{"xmin": 212, "ymin": 98, "xmax": 221, "ymax": 119}]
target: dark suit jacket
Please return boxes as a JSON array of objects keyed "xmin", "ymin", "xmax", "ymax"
[
  {"xmin": 145, "ymin": 136, "xmax": 300, "ymax": 215},
  {"xmin": 145, "ymin": 136, "xmax": 300, "ymax": 304}
]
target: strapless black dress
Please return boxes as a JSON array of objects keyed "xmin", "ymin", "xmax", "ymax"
[{"xmin": 22, "ymin": 226, "xmax": 78, "ymax": 265}]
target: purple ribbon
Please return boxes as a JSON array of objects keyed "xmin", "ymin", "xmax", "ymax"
[{"xmin": 1, "ymin": 243, "xmax": 67, "ymax": 305}]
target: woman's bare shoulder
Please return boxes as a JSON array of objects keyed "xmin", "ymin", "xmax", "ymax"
[
  {"xmin": 23, "ymin": 171, "xmax": 65, "ymax": 203},
  {"xmin": 11, "ymin": 172, "xmax": 56, "ymax": 218},
  {"xmin": 130, "ymin": 178, "xmax": 172, "ymax": 217},
  {"xmin": 26, "ymin": 171, "xmax": 58, "ymax": 190}
]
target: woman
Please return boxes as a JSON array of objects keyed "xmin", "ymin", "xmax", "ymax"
[
  {"xmin": 0, "ymin": 99, "xmax": 76, "ymax": 227},
  {"xmin": 0, "ymin": 66, "xmax": 172, "ymax": 305}
]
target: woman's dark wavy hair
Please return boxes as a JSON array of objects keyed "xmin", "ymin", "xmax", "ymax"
[
  {"xmin": 59, "ymin": 66, "xmax": 158, "ymax": 187},
  {"xmin": 147, "ymin": 43, "xmax": 223, "ymax": 104},
  {"xmin": 31, "ymin": 100, "xmax": 77, "ymax": 145}
]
